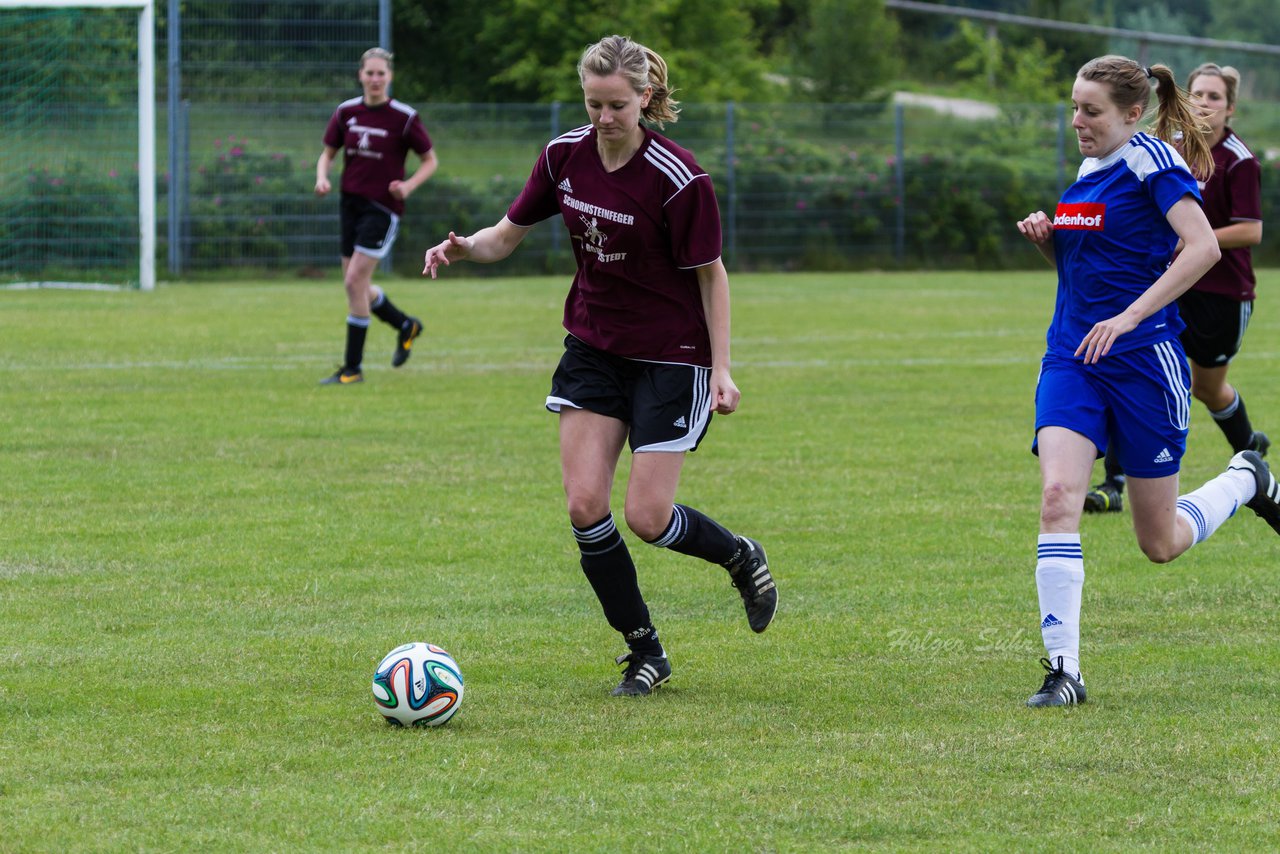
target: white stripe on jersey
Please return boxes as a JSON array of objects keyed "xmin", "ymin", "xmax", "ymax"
[
  {"xmin": 549, "ymin": 125, "xmax": 592, "ymax": 148},
  {"xmin": 545, "ymin": 125, "xmax": 593, "ymax": 182},
  {"xmin": 389, "ymin": 100, "xmax": 417, "ymax": 118},
  {"xmin": 1131, "ymin": 132, "xmax": 1174, "ymax": 172},
  {"xmin": 1153, "ymin": 340, "xmax": 1191, "ymax": 430},
  {"xmin": 1077, "ymin": 132, "xmax": 1188, "ymax": 182},
  {"xmin": 644, "ymin": 141, "xmax": 697, "ymax": 187},
  {"xmin": 339, "ymin": 96, "xmax": 363, "ymax": 109},
  {"xmin": 1223, "ymin": 133, "xmax": 1255, "ymax": 168}
]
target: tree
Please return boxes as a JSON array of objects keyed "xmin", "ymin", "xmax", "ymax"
[
  {"xmin": 793, "ymin": 0, "xmax": 899, "ymax": 102},
  {"xmin": 950, "ymin": 20, "xmax": 1067, "ymax": 151},
  {"xmin": 392, "ymin": 0, "xmax": 781, "ymax": 103}
]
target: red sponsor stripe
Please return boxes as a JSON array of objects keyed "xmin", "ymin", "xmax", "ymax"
[{"xmin": 1054, "ymin": 203, "xmax": 1105, "ymax": 230}]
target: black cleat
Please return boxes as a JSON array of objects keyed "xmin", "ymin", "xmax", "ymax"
[
  {"xmin": 611, "ymin": 652, "xmax": 671, "ymax": 696},
  {"xmin": 319, "ymin": 367, "xmax": 363, "ymax": 385},
  {"xmin": 1026, "ymin": 656, "xmax": 1086, "ymax": 707},
  {"xmin": 724, "ymin": 536, "xmax": 777, "ymax": 633},
  {"xmin": 1083, "ymin": 482, "xmax": 1123, "ymax": 514},
  {"xmin": 1248, "ymin": 431, "xmax": 1270, "ymax": 458},
  {"xmin": 392, "ymin": 317, "xmax": 423, "ymax": 367},
  {"xmin": 1229, "ymin": 450, "xmax": 1280, "ymax": 535}
]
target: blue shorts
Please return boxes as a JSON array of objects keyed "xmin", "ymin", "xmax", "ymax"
[{"xmin": 1033, "ymin": 341, "xmax": 1191, "ymax": 478}]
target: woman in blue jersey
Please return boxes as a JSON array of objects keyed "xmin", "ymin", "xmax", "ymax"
[
  {"xmin": 1015, "ymin": 55, "xmax": 1280, "ymax": 708},
  {"xmin": 1084, "ymin": 62, "xmax": 1269, "ymax": 512}
]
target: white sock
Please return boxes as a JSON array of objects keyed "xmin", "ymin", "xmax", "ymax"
[
  {"xmin": 1036, "ymin": 534, "xmax": 1084, "ymax": 679},
  {"xmin": 1176, "ymin": 467, "xmax": 1256, "ymax": 545}
]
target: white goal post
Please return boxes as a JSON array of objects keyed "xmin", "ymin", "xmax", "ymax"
[{"xmin": 0, "ymin": 0, "xmax": 155, "ymax": 290}]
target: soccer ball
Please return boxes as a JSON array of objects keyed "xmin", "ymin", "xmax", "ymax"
[{"xmin": 371, "ymin": 642, "xmax": 464, "ymax": 727}]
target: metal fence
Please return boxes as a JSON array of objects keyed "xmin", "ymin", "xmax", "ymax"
[
  {"xmin": 161, "ymin": 97, "xmax": 1280, "ymax": 277},
  {"xmin": 6, "ymin": 0, "xmax": 1280, "ymax": 282},
  {"xmin": 160, "ymin": 0, "xmax": 386, "ymax": 274},
  {"xmin": 167, "ymin": 99, "xmax": 1075, "ymax": 275}
]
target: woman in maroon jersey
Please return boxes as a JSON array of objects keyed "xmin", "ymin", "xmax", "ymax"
[
  {"xmin": 1084, "ymin": 62, "xmax": 1268, "ymax": 512},
  {"xmin": 423, "ymin": 35, "xmax": 777, "ymax": 697},
  {"xmin": 315, "ymin": 47, "xmax": 438, "ymax": 385}
]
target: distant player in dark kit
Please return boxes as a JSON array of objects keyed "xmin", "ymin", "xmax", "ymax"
[
  {"xmin": 1084, "ymin": 62, "xmax": 1268, "ymax": 512},
  {"xmin": 1016, "ymin": 55, "xmax": 1280, "ymax": 708},
  {"xmin": 423, "ymin": 35, "xmax": 777, "ymax": 697},
  {"xmin": 315, "ymin": 47, "xmax": 437, "ymax": 385}
]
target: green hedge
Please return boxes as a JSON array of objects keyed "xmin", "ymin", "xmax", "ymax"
[{"xmin": 9, "ymin": 133, "xmax": 1280, "ymax": 279}]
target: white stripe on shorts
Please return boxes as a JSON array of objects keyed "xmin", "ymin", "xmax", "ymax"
[
  {"xmin": 636, "ymin": 365, "xmax": 711, "ymax": 453},
  {"xmin": 1234, "ymin": 300, "xmax": 1252, "ymax": 358},
  {"xmin": 354, "ymin": 205, "xmax": 400, "ymax": 260},
  {"xmin": 1153, "ymin": 340, "xmax": 1190, "ymax": 431}
]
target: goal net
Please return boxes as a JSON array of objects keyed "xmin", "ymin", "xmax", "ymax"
[{"xmin": 0, "ymin": 0, "xmax": 155, "ymax": 290}]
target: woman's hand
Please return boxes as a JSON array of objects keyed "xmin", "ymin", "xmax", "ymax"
[
  {"xmin": 709, "ymin": 366, "xmax": 740, "ymax": 415},
  {"xmin": 1075, "ymin": 312, "xmax": 1139, "ymax": 364},
  {"xmin": 422, "ymin": 232, "xmax": 472, "ymax": 278},
  {"xmin": 1016, "ymin": 210, "xmax": 1054, "ymax": 245}
]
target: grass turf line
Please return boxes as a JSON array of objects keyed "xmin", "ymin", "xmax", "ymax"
[{"xmin": 1, "ymin": 271, "xmax": 1278, "ymax": 850}]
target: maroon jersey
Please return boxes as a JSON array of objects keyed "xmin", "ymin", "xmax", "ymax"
[
  {"xmin": 507, "ymin": 125, "xmax": 722, "ymax": 366},
  {"xmin": 323, "ymin": 97, "xmax": 432, "ymax": 215},
  {"xmin": 1193, "ymin": 128, "xmax": 1261, "ymax": 300}
]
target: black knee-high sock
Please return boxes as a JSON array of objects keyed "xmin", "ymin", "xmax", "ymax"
[
  {"xmin": 370, "ymin": 291, "xmax": 409, "ymax": 330},
  {"xmin": 646, "ymin": 504, "xmax": 739, "ymax": 565},
  {"xmin": 1211, "ymin": 390, "xmax": 1256, "ymax": 452},
  {"xmin": 1103, "ymin": 445, "xmax": 1125, "ymax": 490},
  {"xmin": 573, "ymin": 514, "xmax": 661, "ymax": 655},
  {"xmin": 344, "ymin": 315, "xmax": 370, "ymax": 371}
]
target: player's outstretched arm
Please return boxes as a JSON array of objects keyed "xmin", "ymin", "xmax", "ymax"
[{"xmin": 423, "ymin": 217, "xmax": 531, "ymax": 278}]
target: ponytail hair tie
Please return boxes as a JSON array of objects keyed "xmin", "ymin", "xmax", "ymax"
[{"xmin": 1143, "ymin": 66, "xmax": 1153, "ymax": 78}]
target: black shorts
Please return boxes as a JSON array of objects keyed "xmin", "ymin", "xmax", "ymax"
[
  {"xmin": 1178, "ymin": 290, "xmax": 1253, "ymax": 367},
  {"xmin": 545, "ymin": 335, "xmax": 712, "ymax": 453},
  {"xmin": 340, "ymin": 193, "xmax": 399, "ymax": 259}
]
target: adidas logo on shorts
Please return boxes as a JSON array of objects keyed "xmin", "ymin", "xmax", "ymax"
[
  {"xmin": 1154, "ymin": 448, "xmax": 1174, "ymax": 464},
  {"xmin": 673, "ymin": 416, "xmax": 687, "ymax": 428},
  {"xmin": 558, "ymin": 178, "xmax": 573, "ymax": 193}
]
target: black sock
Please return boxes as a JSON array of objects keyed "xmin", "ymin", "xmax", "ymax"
[
  {"xmin": 344, "ymin": 316, "xmax": 369, "ymax": 371},
  {"xmin": 1211, "ymin": 391, "xmax": 1256, "ymax": 452},
  {"xmin": 371, "ymin": 291, "xmax": 409, "ymax": 330},
  {"xmin": 574, "ymin": 514, "xmax": 661, "ymax": 656},
  {"xmin": 1103, "ymin": 445, "xmax": 1125, "ymax": 491},
  {"xmin": 646, "ymin": 504, "xmax": 739, "ymax": 565}
]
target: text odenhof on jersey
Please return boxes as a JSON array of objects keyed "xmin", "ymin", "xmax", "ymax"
[{"xmin": 1053, "ymin": 203, "xmax": 1105, "ymax": 230}]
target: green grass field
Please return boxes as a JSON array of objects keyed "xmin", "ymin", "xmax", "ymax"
[{"xmin": 2, "ymin": 270, "xmax": 1278, "ymax": 851}]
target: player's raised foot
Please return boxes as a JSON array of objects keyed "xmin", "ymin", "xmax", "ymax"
[
  {"xmin": 1228, "ymin": 450, "xmax": 1280, "ymax": 534},
  {"xmin": 319, "ymin": 367, "xmax": 363, "ymax": 385},
  {"xmin": 611, "ymin": 651, "xmax": 671, "ymax": 696},
  {"xmin": 1248, "ymin": 431, "xmax": 1270, "ymax": 458},
  {"xmin": 1083, "ymin": 481, "xmax": 1123, "ymax": 514},
  {"xmin": 1025, "ymin": 656, "xmax": 1086, "ymax": 707},
  {"xmin": 724, "ymin": 536, "xmax": 777, "ymax": 633},
  {"xmin": 392, "ymin": 317, "xmax": 423, "ymax": 367}
]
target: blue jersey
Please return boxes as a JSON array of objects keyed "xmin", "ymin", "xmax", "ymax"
[{"xmin": 1045, "ymin": 132, "xmax": 1201, "ymax": 358}]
